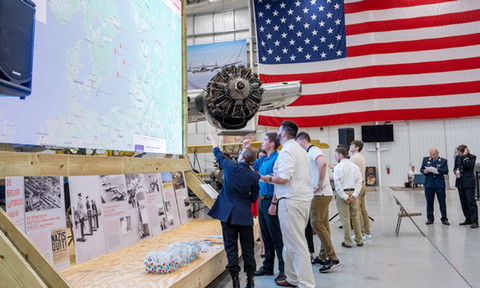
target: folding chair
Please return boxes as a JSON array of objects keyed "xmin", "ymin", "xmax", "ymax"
[{"xmin": 392, "ymin": 195, "xmax": 424, "ymax": 237}]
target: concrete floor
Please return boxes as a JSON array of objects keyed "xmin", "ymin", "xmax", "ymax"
[{"xmin": 206, "ymin": 187, "xmax": 479, "ymax": 288}]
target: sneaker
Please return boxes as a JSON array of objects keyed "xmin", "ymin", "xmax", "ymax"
[
  {"xmin": 364, "ymin": 233, "xmax": 372, "ymax": 239},
  {"xmin": 319, "ymin": 259, "xmax": 340, "ymax": 273},
  {"xmin": 311, "ymin": 257, "xmax": 327, "ymax": 265}
]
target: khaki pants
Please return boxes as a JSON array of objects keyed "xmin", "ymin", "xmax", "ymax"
[
  {"xmin": 278, "ymin": 199, "xmax": 316, "ymax": 288},
  {"xmin": 358, "ymin": 183, "xmax": 371, "ymax": 234},
  {"xmin": 310, "ymin": 195, "xmax": 337, "ymax": 260},
  {"xmin": 336, "ymin": 192, "xmax": 363, "ymax": 246}
]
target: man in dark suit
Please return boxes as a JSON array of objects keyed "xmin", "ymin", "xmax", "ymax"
[
  {"xmin": 454, "ymin": 145, "xmax": 478, "ymax": 228},
  {"xmin": 420, "ymin": 147, "xmax": 449, "ymax": 225},
  {"xmin": 207, "ymin": 133, "xmax": 260, "ymax": 288}
]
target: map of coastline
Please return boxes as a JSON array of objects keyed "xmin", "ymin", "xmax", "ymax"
[{"xmin": 0, "ymin": 0, "xmax": 182, "ymax": 154}]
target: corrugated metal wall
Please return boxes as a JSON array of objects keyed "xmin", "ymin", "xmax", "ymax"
[{"xmin": 188, "ymin": 117, "xmax": 480, "ymax": 187}]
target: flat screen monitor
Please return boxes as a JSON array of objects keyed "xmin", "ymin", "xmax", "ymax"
[
  {"xmin": 0, "ymin": 0, "xmax": 183, "ymax": 154},
  {"xmin": 361, "ymin": 125, "xmax": 394, "ymax": 143}
]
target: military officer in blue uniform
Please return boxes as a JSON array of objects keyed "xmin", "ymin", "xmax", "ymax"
[
  {"xmin": 420, "ymin": 147, "xmax": 449, "ymax": 225},
  {"xmin": 207, "ymin": 133, "xmax": 260, "ymax": 288}
]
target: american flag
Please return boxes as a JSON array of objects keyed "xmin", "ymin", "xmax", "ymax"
[{"xmin": 254, "ymin": 0, "xmax": 480, "ymax": 127}]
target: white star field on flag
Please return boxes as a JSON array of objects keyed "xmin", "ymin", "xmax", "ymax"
[{"xmin": 254, "ymin": 0, "xmax": 346, "ymax": 64}]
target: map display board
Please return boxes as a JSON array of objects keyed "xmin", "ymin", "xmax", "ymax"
[{"xmin": 0, "ymin": 0, "xmax": 183, "ymax": 154}]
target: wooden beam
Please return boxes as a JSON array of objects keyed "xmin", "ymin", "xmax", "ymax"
[
  {"xmin": 0, "ymin": 208, "xmax": 72, "ymax": 288},
  {"xmin": 0, "ymin": 152, "xmax": 190, "ymax": 178},
  {"xmin": 0, "ymin": 231, "xmax": 49, "ymax": 288},
  {"xmin": 185, "ymin": 171, "xmax": 215, "ymax": 208}
]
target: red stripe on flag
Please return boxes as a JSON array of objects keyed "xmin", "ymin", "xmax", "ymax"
[
  {"xmin": 260, "ymin": 56, "xmax": 480, "ymax": 84},
  {"xmin": 291, "ymin": 81, "xmax": 480, "ymax": 106},
  {"xmin": 346, "ymin": 9, "xmax": 480, "ymax": 36},
  {"xmin": 345, "ymin": 0, "xmax": 456, "ymax": 14},
  {"xmin": 258, "ymin": 105, "xmax": 480, "ymax": 127},
  {"xmin": 347, "ymin": 33, "xmax": 480, "ymax": 57}
]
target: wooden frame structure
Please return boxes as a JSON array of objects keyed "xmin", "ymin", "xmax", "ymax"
[{"xmin": 0, "ymin": 150, "xmax": 217, "ymax": 287}]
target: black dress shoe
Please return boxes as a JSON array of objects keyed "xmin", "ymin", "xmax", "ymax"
[
  {"xmin": 254, "ymin": 267, "xmax": 274, "ymax": 276},
  {"xmin": 459, "ymin": 221, "xmax": 472, "ymax": 225},
  {"xmin": 442, "ymin": 220, "xmax": 450, "ymax": 225},
  {"xmin": 232, "ymin": 276, "xmax": 240, "ymax": 288},
  {"xmin": 246, "ymin": 275, "xmax": 255, "ymax": 288},
  {"xmin": 426, "ymin": 220, "xmax": 434, "ymax": 225},
  {"xmin": 341, "ymin": 242, "xmax": 352, "ymax": 248},
  {"xmin": 471, "ymin": 223, "xmax": 479, "ymax": 229}
]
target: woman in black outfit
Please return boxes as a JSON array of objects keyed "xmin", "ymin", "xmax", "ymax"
[{"xmin": 454, "ymin": 145, "xmax": 478, "ymax": 228}]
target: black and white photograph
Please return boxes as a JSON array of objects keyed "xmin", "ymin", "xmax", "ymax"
[
  {"xmin": 99, "ymin": 174, "xmax": 128, "ymax": 203},
  {"xmin": 126, "ymin": 174, "xmax": 151, "ymax": 240},
  {"xmin": 157, "ymin": 202, "xmax": 165, "ymax": 216},
  {"xmin": 68, "ymin": 176, "xmax": 107, "ymax": 264},
  {"xmin": 24, "ymin": 176, "xmax": 62, "ymax": 212},
  {"xmin": 164, "ymin": 200, "xmax": 175, "ymax": 226},
  {"xmin": 23, "ymin": 176, "xmax": 70, "ymax": 270},
  {"xmin": 143, "ymin": 173, "xmax": 162, "ymax": 194},
  {"xmin": 134, "ymin": 190, "xmax": 150, "ymax": 239},
  {"xmin": 119, "ymin": 216, "xmax": 132, "ymax": 235}
]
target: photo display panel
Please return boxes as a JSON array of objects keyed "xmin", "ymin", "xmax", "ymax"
[{"xmin": 0, "ymin": 0, "xmax": 183, "ymax": 154}]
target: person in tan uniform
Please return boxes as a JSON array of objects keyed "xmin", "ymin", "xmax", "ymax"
[{"xmin": 349, "ymin": 140, "xmax": 371, "ymax": 239}]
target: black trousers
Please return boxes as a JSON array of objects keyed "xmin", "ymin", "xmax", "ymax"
[
  {"xmin": 221, "ymin": 221, "xmax": 256, "ymax": 277},
  {"xmin": 425, "ymin": 187, "xmax": 448, "ymax": 222},
  {"xmin": 258, "ymin": 197, "xmax": 284, "ymax": 273},
  {"xmin": 79, "ymin": 218, "xmax": 85, "ymax": 239},
  {"xmin": 458, "ymin": 187, "xmax": 478, "ymax": 224},
  {"xmin": 305, "ymin": 217, "xmax": 314, "ymax": 255}
]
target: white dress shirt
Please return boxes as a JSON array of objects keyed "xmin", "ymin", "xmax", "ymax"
[
  {"xmin": 333, "ymin": 159, "xmax": 362, "ymax": 201},
  {"xmin": 307, "ymin": 146, "xmax": 333, "ymax": 196},
  {"xmin": 273, "ymin": 139, "xmax": 313, "ymax": 201}
]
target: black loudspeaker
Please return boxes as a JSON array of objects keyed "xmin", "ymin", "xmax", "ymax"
[
  {"xmin": 338, "ymin": 128, "xmax": 354, "ymax": 148},
  {"xmin": 0, "ymin": 0, "xmax": 36, "ymax": 98}
]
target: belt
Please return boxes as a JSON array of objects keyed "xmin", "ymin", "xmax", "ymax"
[
  {"xmin": 344, "ymin": 188, "xmax": 354, "ymax": 191},
  {"xmin": 259, "ymin": 195, "xmax": 273, "ymax": 200}
]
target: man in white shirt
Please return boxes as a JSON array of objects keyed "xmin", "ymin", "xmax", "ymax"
[
  {"xmin": 349, "ymin": 140, "xmax": 371, "ymax": 239},
  {"xmin": 261, "ymin": 121, "xmax": 315, "ymax": 288},
  {"xmin": 333, "ymin": 146, "xmax": 363, "ymax": 248},
  {"xmin": 408, "ymin": 165, "xmax": 417, "ymax": 187},
  {"xmin": 296, "ymin": 132, "xmax": 339, "ymax": 273}
]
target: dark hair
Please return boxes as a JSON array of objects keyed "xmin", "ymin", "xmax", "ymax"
[
  {"xmin": 256, "ymin": 149, "xmax": 266, "ymax": 159},
  {"xmin": 457, "ymin": 144, "xmax": 468, "ymax": 154},
  {"xmin": 335, "ymin": 146, "xmax": 348, "ymax": 158},
  {"xmin": 280, "ymin": 120, "xmax": 298, "ymax": 139},
  {"xmin": 242, "ymin": 148, "xmax": 256, "ymax": 166},
  {"xmin": 337, "ymin": 144, "xmax": 348, "ymax": 150},
  {"xmin": 350, "ymin": 140, "xmax": 364, "ymax": 152},
  {"xmin": 266, "ymin": 132, "xmax": 280, "ymax": 149},
  {"xmin": 295, "ymin": 131, "xmax": 311, "ymax": 142}
]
